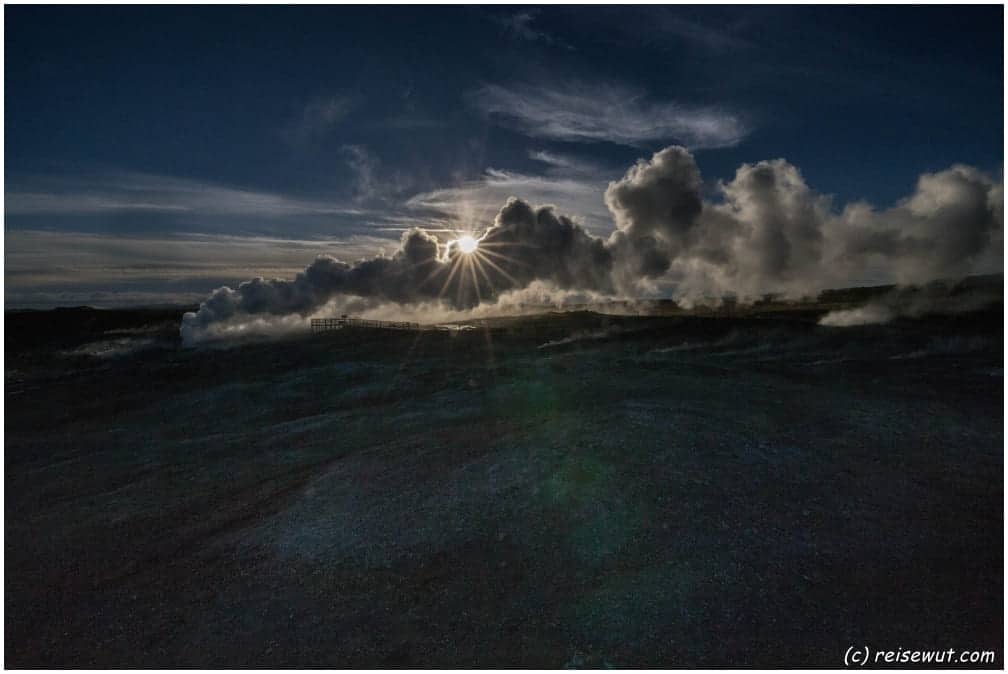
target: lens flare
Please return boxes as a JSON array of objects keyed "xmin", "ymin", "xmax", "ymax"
[{"xmin": 417, "ymin": 227, "xmax": 527, "ymax": 308}]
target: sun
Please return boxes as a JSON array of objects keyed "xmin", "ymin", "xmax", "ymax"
[
  {"xmin": 456, "ymin": 234, "xmax": 479, "ymax": 254},
  {"xmin": 419, "ymin": 226, "xmax": 525, "ymax": 306}
]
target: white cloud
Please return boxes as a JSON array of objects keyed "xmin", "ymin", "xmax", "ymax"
[
  {"xmin": 528, "ymin": 149, "xmax": 606, "ymax": 177},
  {"xmin": 471, "ymin": 82, "xmax": 749, "ymax": 149}
]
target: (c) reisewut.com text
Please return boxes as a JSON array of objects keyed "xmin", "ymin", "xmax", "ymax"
[{"xmin": 845, "ymin": 646, "xmax": 997, "ymax": 667}]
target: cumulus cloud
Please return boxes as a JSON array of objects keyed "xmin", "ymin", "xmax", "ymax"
[
  {"xmin": 835, "ymin": 164, "xmax": 1003, "ymax": 284},
  {"xmin": 600, "ymin": 147, "xmax": 1002, "ymax": 300},
  {"xmin": 482, "ymin": 198, "xmax": 614, "ymax": 293},
  {"xmin": 470, "ymin": 82, "xmax": 749, "ymax": 149},
  {"xmin": 604, "ymin": 146, "xmax": 704, "ymax": 268},
  {"xmin": 183, "ymin": 145, "xmax": 1002, "ymax": 343},
  {"xmin": 686, "ymin": 157, "xmax": 836, "ymax": 296}
]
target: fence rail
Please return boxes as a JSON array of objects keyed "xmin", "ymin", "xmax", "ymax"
[{"xmin": 311, "ymin": 317, "xmax": 422, "ymax": 333}]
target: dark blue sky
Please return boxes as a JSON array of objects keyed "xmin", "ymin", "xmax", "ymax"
[{"xmin": 4, "ymin": 5, "xmax": 1003, "ymax": 306}]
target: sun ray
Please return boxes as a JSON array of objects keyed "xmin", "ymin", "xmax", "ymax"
[
  {"xmin": 415, "ymin": 258, "xmax": 445, "ymax": 289},
  {"xmin": 439, "ymin": 255, "xmax": 465, "ymax": 297},
  {"xmin": 472, "ymin": 251, "xmax": 520, "ymax": 287},
  {"xmin": 477, "ymin": 247, "xmax": 532, "ymax": 269},
  {"xmin": 470, "ymin": 253, "xmax": 496, "ymax": 291},
  {"xmin": 466, "ymin": 255, "xmax": 483, "ymax": 304},
  {"xmin": 477, "ymin": 240, "xmax": 536, "ymax": 250},
  {"xmin": 455, "ymin": 256, "xmax": 468, "ymax": 307}
]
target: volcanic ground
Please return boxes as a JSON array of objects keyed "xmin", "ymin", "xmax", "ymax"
[{"xmin": 5, "ymin": 290, "xmax": 1004, "ymax": 667}]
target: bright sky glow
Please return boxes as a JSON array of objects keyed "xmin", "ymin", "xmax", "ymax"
[{"xmin": 457, "ymin": 235, "xmax": 479, "ymax": 254}]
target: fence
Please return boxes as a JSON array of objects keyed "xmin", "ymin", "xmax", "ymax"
[{"xmin": 310, "ymin": 316, "xmax": 422, "ymax": 333}]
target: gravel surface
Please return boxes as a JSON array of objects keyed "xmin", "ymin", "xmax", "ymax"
[{"xmin": 5, "ymin": 306, "xmax": 1003, "ymax": 667}]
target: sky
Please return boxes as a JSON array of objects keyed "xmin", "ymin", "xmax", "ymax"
[{"xmin": 4, "ymin": 5, "xmax": 1004, "ymax": 308}]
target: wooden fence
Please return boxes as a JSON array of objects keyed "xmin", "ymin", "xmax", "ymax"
[{"xmin": 310, "ymin": 316, "xmax": 422, "ymax": 333}]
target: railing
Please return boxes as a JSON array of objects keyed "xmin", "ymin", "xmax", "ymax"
[{"xmin": 311, "ymin": 317, "xmax": 422, "ymax": 333}]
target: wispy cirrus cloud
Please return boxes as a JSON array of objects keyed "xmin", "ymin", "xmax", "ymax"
[
  {"xmin": 496, "ymin": 9, "xmax": 551, "ymax": 43},
  {"xmin": 405, "ymin": 165, "xmax": 612, "ymax": 235},
  {"xmin": 653, "ymin": 14, "xmax": 753, "ymax": 52},
  {"xmin": 4, "ymin": 229, "xmax": 395, "ymax": 308},
  {"xmin": 5, "ymin": 171, "xmax": 365, "ymax": 218},
  {"xmin": 281, "ymin": 94, "xmax": 355, "ymax": 146},
  {"xmin": 470, "ymin": 81, "xmax": 750, "ymax": 149},
  {"xmin": 528, "ymin": 149, "xmax": 608, "ymax": 177},
  {"xmin": 492, "ymin": 9, "xmax": 574, "ymax": 49},
  {"xmin": 341, "ymin": 144, "xmax": 381, "ymax": 202}
]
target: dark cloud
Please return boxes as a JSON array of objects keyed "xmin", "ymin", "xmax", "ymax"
[
  {"xmin": 602, "ymin": 146, "xmax": 704, "ymax": 288},
  {"xmin": 182, "ymin": 228, "xmax": 442, "ymax": 340},
  {"xmin": 483, "ymin": 198, "xmax": 614, "ymax": 292},
  {"xmin": 605, "ymin": 145, "xmax": 704, "ymax": 246}
]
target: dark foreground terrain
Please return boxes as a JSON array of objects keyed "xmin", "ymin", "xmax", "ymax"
[{"xmin": 5, "ymin": 298, "xmax": 1004, "ymax": 667}]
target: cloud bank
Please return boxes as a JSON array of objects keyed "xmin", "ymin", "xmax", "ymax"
[{"xmin": 182, "ymin": 146, "xmax": 1002, "ymax": 343}]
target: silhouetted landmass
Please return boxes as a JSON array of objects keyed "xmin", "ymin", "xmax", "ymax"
[
  {"xmin": 4, "ymin": 280, "xmax": 1003, "ymax": 667},
  {"xmin": 5, "ymin": 305, "xmax": 195, "ymax": 353}
]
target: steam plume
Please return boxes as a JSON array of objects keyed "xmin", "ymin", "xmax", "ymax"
[{"xmin": 182, "ymin": 146, "xmax": 1002, "ymax": 342}]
